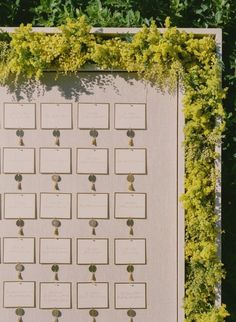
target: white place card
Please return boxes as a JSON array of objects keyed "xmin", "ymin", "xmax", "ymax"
[
  {"xmin": 3, "ymin": 148, "xmax": 35, "ymax": 173},
  {"xmin": 77, "ymin": 149, "xmax": 108, "ymax": 174},
  {"xmin": 77, "ymin": 283, "xmax": 109, "ymax": 309},
  {"xmin": 78, "ymin": 103, "xmax": 109, "ymax": 129},
  {"xmin": 3, "ymin": 282, "xmax": 36, "ymax": 308},
  {"xmin": 77, "ymin": 239, "xmax": 108, "ymax": 264},
  {"xmin": 115, "ymin": 283, "xmax": 147, "ymax": 309},
  {"xmin": 4, "ymin": 103, "xmax": 36, "ymax": 129},
  {"xmin": 115, "ymin": 103, "xmax": 146, "ymax": 129},
  {"xmin": 40, "ymin": 283, "xmax": 72, "ymax": 309},
  {"xmin": 115, "ymin": 193, "xmax": 146, "ymax": 219},
  {"xmin": 4, "ymin": 193, "xmax": 36, "ymax": 219},
  {"xmin": 115, "ymin": 239, "xmax": 146, "ymax": 264},
  {"xmin": 40, "ymin": 193, "xmax": 71, "ymax": 219},
  {"xmin": 115, "ymin": 149, "xmax": 147, "ymax": 174},
  {"xmin": 77, "ymin": 193, "xmax": 109, "ymax": 219},
  {"xmin": 40, "ymin": 238, "xmax": 72, "ymax": 264},
  {"xmin": 40, "ymin": 148, "xmax": 71, "ymax": 173},
  {"xmin": 41, "ymin": 103, "xmax": 72, "ymax": 129},
  {"xmin": 3, "ymin": 238, "xmax": 35, "ymax": 263}
]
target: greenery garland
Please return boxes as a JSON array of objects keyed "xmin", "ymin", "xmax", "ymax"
[{"xmin": 0, "ymin": 16, "xmax": 228, "ymax": 321}]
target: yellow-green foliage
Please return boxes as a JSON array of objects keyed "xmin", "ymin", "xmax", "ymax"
[{"xmin": 0, "ymin": 16, "xmax": 229, "ymax": 321}]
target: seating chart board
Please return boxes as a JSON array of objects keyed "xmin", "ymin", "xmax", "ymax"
[{"xmin": 0, "ymin": 70, "xmax": 184, "ymax": 322}]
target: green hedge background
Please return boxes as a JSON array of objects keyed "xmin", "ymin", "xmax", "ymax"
[{"xmin": 0, "ymin": 0, "xmax": 235, "ymax": 320}]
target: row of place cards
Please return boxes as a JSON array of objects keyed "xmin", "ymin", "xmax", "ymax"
[
  {"xmin": 0, "ymin": 148, "xmax": 147, "ymax": 174},
  {"xmin": 0, "ymin": 238, "xmax": 147, "ymax": 264},
  {"xmin": 1, "ymin": 193, "xmax": 146, "ymax": 219},
  {"xmin": 2, "ymin": 103, "xmax": 147, "ymax": 129},
  {"xmin": 3, "ymin": 281, "xmax": 147, "ymax": 309}
]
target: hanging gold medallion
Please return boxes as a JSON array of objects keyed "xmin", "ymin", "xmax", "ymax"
[
  {"xmin": 89, "ymin": 264, "xmax": 97, "ymax": 282},
  {"xmin": 88, "ymin": 174, "xmax": 96, "ymax": 191},
  {"xmin": 127, "ymin": 174, "xmax": 135, "ymax": 192},
  {"xmin": 15, "ymin": 263, "xmax": 25, "ymax": 280},
  {"xmin": 89, "ymin": 129, "xmax": 99, "ymax": 146},
  {"xmin": 15, "ymin": 173, "xmax": 23, "ymax": 190},
  {"xmin": 52, "ymin": 219, "xmax": 61, "ymax": 236},
  {"xmin": 52, "ymin": 174, "xmax": 61, "ymax": 191},
  {"xmin": 15, "ymin": 307, "xmax": 25, "ymax": 322},
  {"xmin": 89, "ymin": 309, "xmax": 99, "ymax": 322},
  {"xmin": 127, "ymin": 129, "xmax": 135, "ymax": 146},
  {"xmin": 52, "ymin": 309, "xmax": 62, "ymax": 322},
  {"xmin": 16, "ymin": 129, "xmax": 24, "ymax": 146},
  {"xmin": 126, "ymin": 219, "xmax": 134, "ymax": 236},
  {"xmin": 89, "ymin": 219, "xmax": 98, "ymax": 235},
  {"xmin": 51, "ymin": 264, "xmax": 59, "ymax": 281},
  {"xmin": 127, "ymin": 265, "xmax": 134, "ymax": 282},
  {"xmin": 53, "ymin": 129, "xmax": 60, "ymax": 146},
  {"xmin": 16, "ymin": 219, "xmax": 25, "ymax": 236},
  {"xmin": 127, "ymin": 309, "xmax": 136, "ymax": 322}
]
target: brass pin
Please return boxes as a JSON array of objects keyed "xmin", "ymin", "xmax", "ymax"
[
  {"xmin": 127, "ymin": 219, "xmax": 134, "ymax": 236},
  {"xmin": 15, "ymin": 307, "xmax": 25, "ymax": 322},
  {"xmin": 127, "ymin": 129, "xmax": 135, "ymax": 147},
  {"xmin": 16, "ymin": 129, "xmax": 24, "ymax": 146},
  {"xmin": 15, "ymin": 263, "xmax": 25, "ymax": 280},
  {"xmin": 52, "ymin": 219, "xmax": 61, "ymax": 236},
  {"xmin": 89, "ymin": 219, "xmax": 98, "ymax": 236},
  {"xmin": 127, "ymin": 309, "xmax": 136, "ymax": 322},
  {"xmin": 53, "ymin": 129, "xmax": 60, "ymax": 146},
  {"xmin": 52, "ymin": 175, "xmax": 61, "ymax": 191},
  {"xmin": 51, "ymin": 264, "xmax": 59, "ymax": 281},
  {"xmin": 127, "ymin": 174, "xmax": 135, "ymax": 192},
  {"xmin": 52, "ymin": 309, "xmax": 61, "ymax": 322},
  {"xmin": 127, "ymin": 265, "xmax": 134, "ymax": 282},
  {"xmin": 89, "ymin": 265, "xmax": 97, "ymax": 282},
  {"xmin": 15, "ymin": 173, "xmax": 23, "ymax": 190},
  {"xmin": 88, "ymin": 174, "xmax": 96, "ymax": 191},
  {"xmin": 89, "ymin": 129, "xmax": 99, "ymax": 146},
  {"xmin": 16, "ymin": 219, "xmax": 25, "ymax": 236},
  {"xmin": 89, "ymin": 309, "xmax": 99, "ymax": 322}
]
